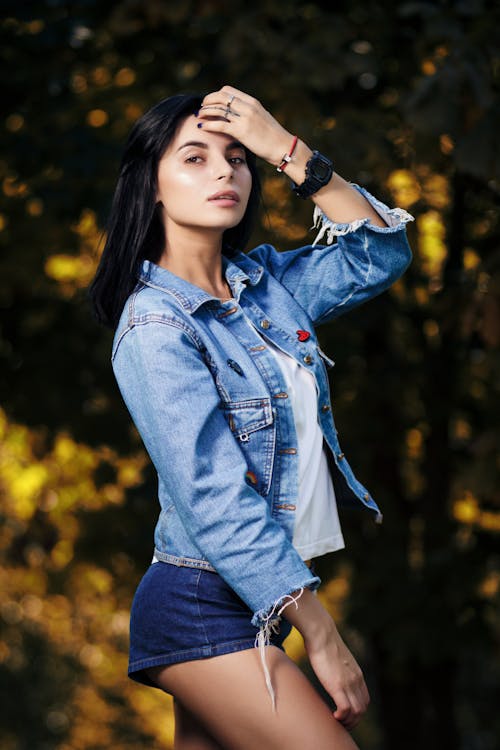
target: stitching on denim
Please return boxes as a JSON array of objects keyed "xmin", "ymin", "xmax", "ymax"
[
  {"xmin": 221, "ymin": 401, "xmax": 276, "ymax": 496},
  {"xmin": 231, "ymin": 336, "xmax": 284, "ymax": 497},
  {"xmin": 129, "ymin": 638, "xmax": 258, "ymax": 673},
  {"xmin": 154, "ymin": 549, "xmax": 216, "ymax": 571},
  {"xmin": 313, "ymin": 227, "xmax": 372, "ymax": 323},
  {"xmin": 221, "ymin": 398, "xmax": 274, "ymax": 437},
  {"xmin": 316, "ymin": 287, "xmax": 358, "ymax": 323},
  {"xmin": 139, "ymin": 278, "xmax": 198, "ymax": 310},
  {"xmin": 229, "ymin": 254, "xmax": 264, "ymax": 286},
  {"xmin": 112, "ymin": 326, "xmax": 130, "ymax": 361},
  {"xmin": 194, "ymin": 568, "xmax": 211, "ymax": 648},
  {"xmin": 117, "ymin": 315, "xmax": 205, "ymax": 354},
  {"xmin": 111, "ymin": 290, "xmax": 141, "ymax": 360},
  {"xmin": 362, "ymin": 226, "xmax": 373, "ymax": 285},
  {"xmin": 221, "ymin": 397, "xmax": 272, "ymax": 411},
  {"xmin": 201, "ymin": 349, "xmax": 231, "ymax": 404}
]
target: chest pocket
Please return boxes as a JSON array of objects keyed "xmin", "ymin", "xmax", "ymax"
[{"xmin": 221, "ymin": 398, "xmax": 276, "ymax": 497}]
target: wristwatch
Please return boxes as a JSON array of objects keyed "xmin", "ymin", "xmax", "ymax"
[{"xmin": 292, "ymin": 150, "xmax": 334, "ymax": 199}]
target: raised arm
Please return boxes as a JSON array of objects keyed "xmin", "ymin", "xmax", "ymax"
[
  {"xmin": 198, "ymin": 85, "xmax": 395, "ymax": 225},
  {"xmin": 198, "ymin": 86, "xmax": 413, "ymax": 325}
]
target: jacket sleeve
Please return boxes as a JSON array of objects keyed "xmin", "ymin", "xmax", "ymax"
[
  {"xmin": 247, "ymin": 184, "xmax": 413, "ymax": 326},
  {"xmin": 112, "ymin": 316, "xmax": 320, "ymax": 628}
]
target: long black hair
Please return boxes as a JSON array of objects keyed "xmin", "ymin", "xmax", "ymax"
[{"xmin": 89, "ymin": 93, "xmax": 261, "ymax": 328}]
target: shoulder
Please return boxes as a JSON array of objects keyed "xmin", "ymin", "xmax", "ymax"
[
  {"xmin": 112, "ymin": 284, "xmax": 202, "ymax": 360},
  {"xmin": 239, "ymin": 244, "xmax": 281, "ymax": 269}
]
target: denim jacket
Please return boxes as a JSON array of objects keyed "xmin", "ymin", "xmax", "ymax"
[{"xmin": 112, "ymin": 186, "xmax": 413, "ymax": 636}]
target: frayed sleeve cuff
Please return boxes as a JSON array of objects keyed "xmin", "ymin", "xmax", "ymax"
[
  {"xmin": 250, "ymin": 573, "xmax": 321, "ymax": 629},
  {"xmin": 251, "ymin": 575, "xmax": 321, "ymax": 712},
  {"xmin": 312, "ymin": 183, "xmax": 414, "ymax": 246}
]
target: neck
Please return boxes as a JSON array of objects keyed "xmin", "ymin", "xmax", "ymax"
[{"xmin": 157, "ymin": 225, "xmax": 230, "ymax": 297}]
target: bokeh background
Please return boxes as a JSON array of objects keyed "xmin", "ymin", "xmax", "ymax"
[{"xmin": 1, "ymin": 1, "xmax": 499, "ymax": 748}]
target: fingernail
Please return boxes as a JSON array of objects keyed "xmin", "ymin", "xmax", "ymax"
[
  {"xmin": 197, "ymin": 122, "xmax": 203, "ymax": 128},
  {"xmin": 194, "ymin": 109, "xmax": 199, "ymax": 117}
]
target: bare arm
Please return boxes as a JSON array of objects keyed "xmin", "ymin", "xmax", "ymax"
[
  {"xmin": 279, "ymin": 138, "xmax": 387, "ymax": 227},
  {"xmin": 198, "ymin": 85, "xmax": 387, "ymax": 228},
  {"xmin": 281, "ymin": 587, "xmax": 370, "ymax": 730}
]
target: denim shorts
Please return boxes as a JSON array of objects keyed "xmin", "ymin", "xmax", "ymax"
[{"xmin": 128, "ymin": 560, "xmax": 293, "ymax": 687}]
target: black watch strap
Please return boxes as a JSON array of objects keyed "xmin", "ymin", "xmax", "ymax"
[{"xmin": 292, "ymin": 150, "xmax": 334, "ymax": 199}]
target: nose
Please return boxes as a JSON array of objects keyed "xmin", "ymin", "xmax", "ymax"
[{"xmin": 213, "ymin": 153, "xmax": 234, "ymax": 180}]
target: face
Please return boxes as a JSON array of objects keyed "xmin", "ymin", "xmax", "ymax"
[{"xmin": 156, "ymin": 115, "xmax": 252, "ymax": 241}]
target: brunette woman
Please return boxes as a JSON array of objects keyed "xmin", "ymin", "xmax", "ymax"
[{"xmin": 90, "ymin": 85, "xmax": 412, "ymax": 750}]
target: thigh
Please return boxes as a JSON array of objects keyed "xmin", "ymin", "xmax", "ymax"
[
  {"xmin": 173, "ymin": 699, "xmax": 224, "ymax": 750},
  {"xmin": 147, "ymin": 646, "xmax": 360, "ymax": 750}
]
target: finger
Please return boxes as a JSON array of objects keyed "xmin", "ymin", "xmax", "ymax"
[
  {"xmin": 201, "ymin": 88, "xmax": 251, "ymax": 117},
  {"xmin": 337, "ymin": 687, "xmax": 369, "ymax": 730},
  {"xmin": 332, "ymin": 691, "xmax": 351, "ymax": 725},
  {"xmin": 361, "ymin": 680, "xmax": 371, "ymax": 708},
  {"xmin": 219, "ymin": 84, "xmax": 250, "ymax": 100},
  {"xmin": 341, "ymin": 690, "xmax": 368, "ymax": 724},
  {"xmin": 348, "ymin": 674, "xmax": 370, "ymax": 713},
  {"xmin": 333, "ymin": 709, "xmax": 357, "ymax": 731},
  {"xmin": 211, "ymin": 85, "xmax": 254, "ymax": 107},
  {"xmin": 201, "ymin": 92, "xmax": 241, "ymax": 109},
  {"xmin": 198, "ymin": 104, "xmax": 241, "ymax": 120},
  {"xmin": 333, "ymin": 692, "xmax": 366, "ymax": 730},
  {"xmin": 194, "ymin": 117, "xmax": 244, "ymax": 141},
  {"xmin": 199, "ymin": 105, "xmax": 231, "ymax": 116},
  {"xmin": 338, "ymin": 702, "xmax": 361, "ymax": 730},
  {"xmin": 195, "ymin": 116, "xmax": 232, "ymax": 131}
]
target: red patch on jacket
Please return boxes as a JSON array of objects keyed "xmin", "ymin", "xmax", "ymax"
[{"xmin": 296, "ymin": 330, "xmax": 311, "ymax": 342}]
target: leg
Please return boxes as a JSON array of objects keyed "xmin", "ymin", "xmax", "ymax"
[
  {"xmin": 173, "ymin": 698, "xmax": 224, "ymax": 750},
  {"xmin": 147, "ymin": 646, "xmax": 360, "ymax": 750}
]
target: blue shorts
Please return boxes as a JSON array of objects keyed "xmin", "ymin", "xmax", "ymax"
[{"xmin": 128, "ymin": 560, "xmax": 293, "ymax": 687}]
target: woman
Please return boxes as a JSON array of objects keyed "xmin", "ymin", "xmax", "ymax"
[{"xmin": 90, "ymin": 85, "xmax": 413, "ymax": 749}]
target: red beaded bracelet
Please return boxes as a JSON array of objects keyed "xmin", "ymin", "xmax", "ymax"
[{"xmin": 276, "ymin": 135, "xmax": 298, "ymax": 173}]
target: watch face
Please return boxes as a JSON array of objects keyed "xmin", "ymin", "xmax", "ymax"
[
  {"xmin": 311, "ymin": 157, "xmax": 332, "ymax": 180},
  {"xmin": 293, "ymin": 151, "xmax": 333, "ymax": 198}
]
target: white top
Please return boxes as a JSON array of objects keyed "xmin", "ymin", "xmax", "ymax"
[{"xmin": 263, "ymin": 337, "xmax": 345, "ymax": 560}]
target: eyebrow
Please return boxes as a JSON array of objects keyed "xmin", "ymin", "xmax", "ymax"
[{"xmin": 176, "ymin": 139, "xmax": 245, "ymax": 153}]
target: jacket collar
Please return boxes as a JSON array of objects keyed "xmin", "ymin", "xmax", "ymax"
[{"xmin": 138, "ymin": 253, "xmax": 264, "ymax": 315}]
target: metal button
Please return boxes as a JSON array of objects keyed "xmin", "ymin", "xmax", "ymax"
[
  {"xmin": 337, "ymin": 452, "xmax": 345, "ymax": 460},
  {"xmin": 260, "ymin": 319, "xmax": 270, "ymax": 329},
  {"xmin": 321, "ymin": 404, "xmax": 331, "ymax": 412},
  {"xmin": 303, "ymin": 354, "xmax": 313, "ymax": 364},
  {"xmin": 363, "ymin": 492, "xmax": 369, "ymax": 500}
]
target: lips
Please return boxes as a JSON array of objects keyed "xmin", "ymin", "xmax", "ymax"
[{"xmin": 208, "ymin": 190, "xmax": 240, "ymax": 202}]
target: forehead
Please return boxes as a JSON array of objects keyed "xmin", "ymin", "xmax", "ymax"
[{"xmin": 168, "ymin": 114, "xmax": 243, "ymax": 151}]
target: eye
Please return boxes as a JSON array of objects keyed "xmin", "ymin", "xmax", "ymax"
[
  {"xmin": 185, "ymin": 154, "xmax": 203, "ymax": 163},
  {"xmin": 229, "ymin": 156, "xmax": 246, "ymax": 165}
]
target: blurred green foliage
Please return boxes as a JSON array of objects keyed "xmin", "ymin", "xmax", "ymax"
[{"xmin": 0, "ymin": 1, "xmax": 499, "ymax": 748}]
